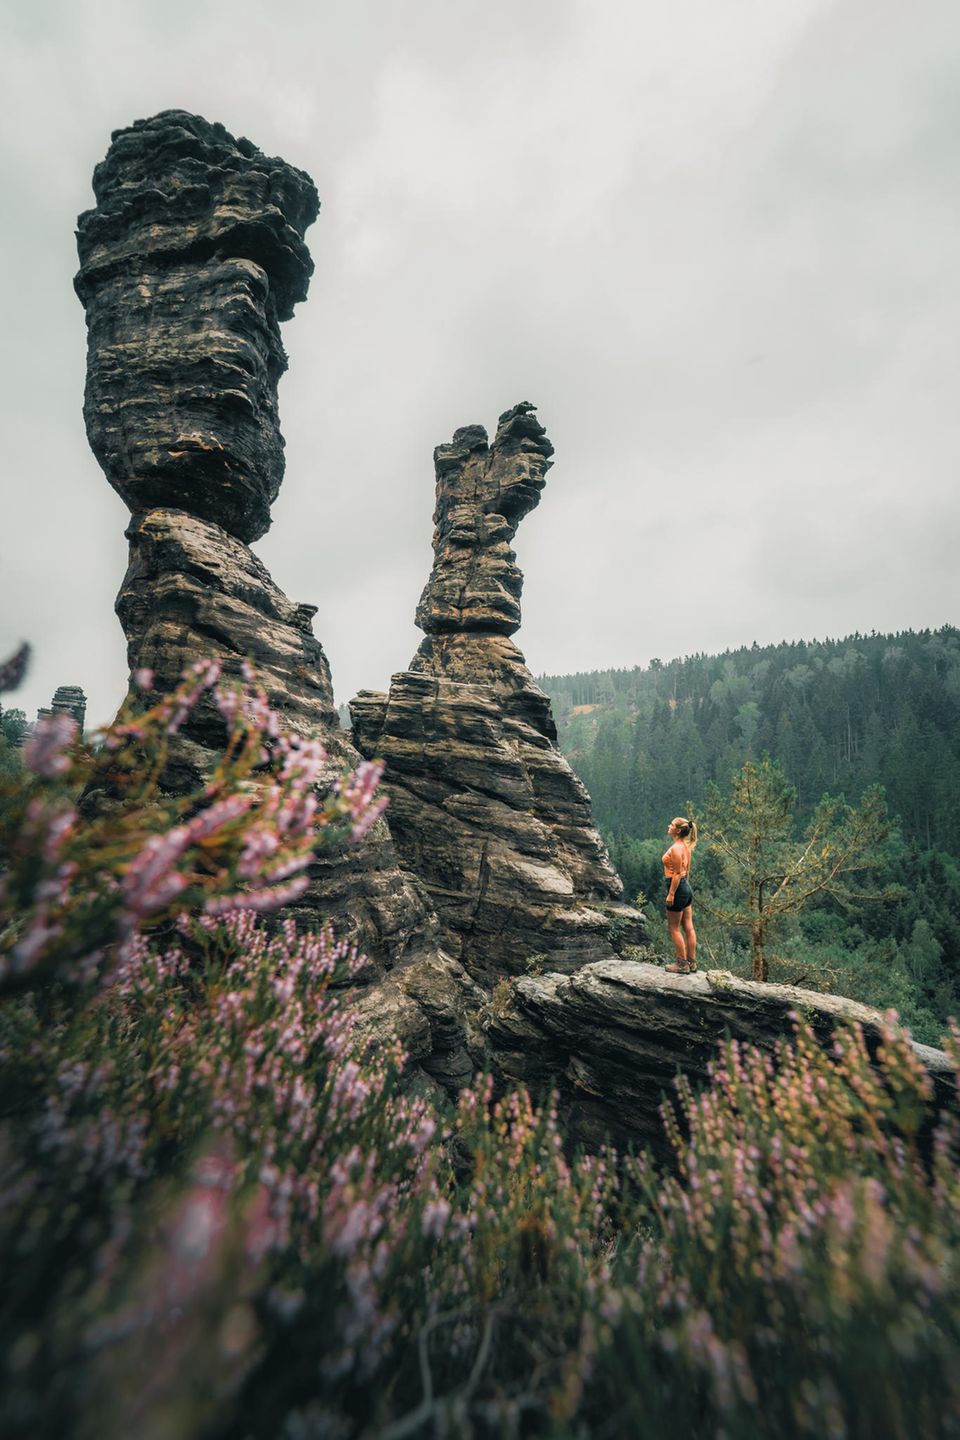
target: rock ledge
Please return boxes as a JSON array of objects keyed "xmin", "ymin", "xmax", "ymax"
[{"xmin": 484, "ymin": 959, "xmax": 957, "ymax": 1154}]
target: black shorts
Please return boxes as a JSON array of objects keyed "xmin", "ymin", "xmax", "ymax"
[{"xmin": 665, "ymin": 876, "xmax": 693, "ymax": 912}]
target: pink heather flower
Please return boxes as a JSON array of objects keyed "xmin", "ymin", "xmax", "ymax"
[
  {"xmin": 34, "ymin": 804, "xmax": 77, "ymax": 863},
  {"xmin": 203, "ymin": 875, "xmax": 310, "ymax": 917},
  {"xmin": 349, "ymin": 797, "xmax": 389, "ymax": 843},
  {"xmin": 334, "ymin": 759, "xmax": 388, "ymax": 841},
  {"xmin": 103, "ymin": 718, "xmax": 150, "ymax": 751},
  {"xmin": 185, "ymin": 793, "xmax": 254, "ymax": 841},
  {"xmin": 214, "ymin": 686, "xmax": 242, "ymax": 726},
  {"xmin": 157, "ymin": 659, "xmax": 225, "ymax": 734},
  {"xmin": 10, "ymin": 911, "xmax": 65, "ymax": 972},
  {"xmin": 258, "ymin": 854, "xmax": 313, "ymax": 886},
  {"xmin": 410, "ymin": 1115, "xmax": 437, "ymax": 1156},
  {"xmin": 189, "ymin": 658, "xmax": 223, "ymax": 685},
  {"xmin": 132, "ymin": 667, "xmax": 154, "ymax": 691},
  {"xmin": 238, "ymin": 687, "xmax": 281, "ymax": 738},
  {"xmin": 421, "ymin": 1197, "xmax": 452, "ymax": 1238},
  {"xmin": 279, "ymin": 735, "xmax": 328, "ymax": 787},
  {"xmin": 122, "ymin": 827, "xmax": 193, "ymax": 920},
  {"xmin": 237, "ymin": 828, "xmax": 281, "ymax": 879},
  {"xmin": 24, "ymin": 713, "xmax": 78, "ymax": 777}
]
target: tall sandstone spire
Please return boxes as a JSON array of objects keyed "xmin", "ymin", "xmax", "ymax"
[
  {"xmin": 75, "ymin": 111, "xmax": 480, "ymax": 1085},
  {"xmin": 351, "ymin": 403, "xmax": 648, "ymax": 988}
]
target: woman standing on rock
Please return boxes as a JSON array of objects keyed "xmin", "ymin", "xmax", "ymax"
[{"xmin": 663, "ymin": 816, "xmax": 697, "ymax": 973}]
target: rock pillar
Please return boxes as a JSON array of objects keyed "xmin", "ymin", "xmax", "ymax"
[{"xmin": 351, "ymin": 404, "xmax": 648, "ymax": 988}]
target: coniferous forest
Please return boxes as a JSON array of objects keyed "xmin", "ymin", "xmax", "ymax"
[{"xmin": 541, "ymin": 626, "xmax": 960, "ymax": 1042}]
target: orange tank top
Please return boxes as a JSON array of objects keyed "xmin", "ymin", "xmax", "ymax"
[{"xmin": 662, "ymin": 841, "xmax": 691, "ymax": 878}]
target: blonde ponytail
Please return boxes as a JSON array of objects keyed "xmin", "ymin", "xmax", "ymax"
[{"xmin": 672, "ymin": 815, "xmax": 698, "ymax": 850}]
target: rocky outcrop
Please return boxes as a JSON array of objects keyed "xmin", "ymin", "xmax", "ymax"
[
  {"xmin": 74, "ymin": 111, "xmax": 479, "ymax": 1086},
  {"xmin": 351, "ymin": 405, "xmax": 647, "ymax": 988},
  {"xmin": 483, "ymin": 960, "xmax": 958, "ymax": 1157},
  {"xmin": 37, "ymin": 686, "xmax": 87, "ymax": 734}
]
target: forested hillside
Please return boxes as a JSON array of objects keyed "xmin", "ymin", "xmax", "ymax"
[{"xmin": 540, "ymin": 627, "xmax": 960, "ymax": 1040}]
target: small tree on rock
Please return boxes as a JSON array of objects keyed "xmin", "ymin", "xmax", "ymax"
[{"xmin": 703, "ymin": 757, "xmax": 897, "ymax": 981}]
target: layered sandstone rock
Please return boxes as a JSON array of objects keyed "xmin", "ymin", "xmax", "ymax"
[
  {"xmin": 483, "ymin": 960, "xmax": 958, "ymax": 1158},
  {"xmin": 111, "ymin": 506, "xmax": 435, "ymax": 963},
  {"xmin": 37, "ymin": 685, "xmax": 87, "ymax": 734},
  {"xmin": 351, "ymin": 405, "xmax": 648, "ymax": 987},
  {"xmin": 75, "ymin": 111, "xmax": 478, "ymax": 1087},
  {"xmin": 75, "ymin": 110, "xmax": 317, "ymax": 544}
]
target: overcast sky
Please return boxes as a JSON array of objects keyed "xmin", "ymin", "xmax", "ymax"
[{"xmin": 1, "ymin": 0, "xmax": 957, "ymax": 727}]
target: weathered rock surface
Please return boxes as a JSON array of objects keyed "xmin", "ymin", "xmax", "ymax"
[
  {"xmin": 484, "ymin": 959, "xmax": 957, "ymax": 1156},
  {"xmin": 75, "ymin": 110, "xmax": 318, "ymax": 544},
  {"xmin": 75, "ymin": 112, "xmax": 480, "ymax": 1087},
  {"xmin": 112, "ymin": 506, "xmax": 438, "ymax": 961},
  {"xmin": 351, "ymin": 405, "xmax": 647, "ymax": 988},
  {"xmin": 414, "ymin": 405, "xmax": 552, "ymax": 636}
]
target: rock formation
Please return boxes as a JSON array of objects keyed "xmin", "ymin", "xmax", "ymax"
[
  {"xmin": 37, "ymin": 685, "xmax": 87, "ymax": 734},
  {"xmin": 70, "ymin": 110, "xmax": 951, "ymax": 1150},
  {"xmin": 483, "ymin": 959, "xmax": 958, "ymax": 1159},
  {"xmin": 351, "ymin": 404, "xmax": 647, "ymax": 988},
  {"xmin": 74, "ymin": 111, "xmax": 479, "ymax": 1089}
]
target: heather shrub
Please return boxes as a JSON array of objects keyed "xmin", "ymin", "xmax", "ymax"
[
  {"xmin": 5, "ymin": 948, "xmax": 960, "ymax": 1436},
  {"xmin": 351, "ymin": 1082, "xmax": 635, "ymax": 1439},
  {"xmin": 1, "ymin": 906, "xmax": 460, "ymax": 1437},
  {"xmin": 593, "ymin": 1019, "xmax": 960, "ymax": 1439},
  {"xmin": 0, "ymin": 655, "xmax": 385, "ymax": 995},
  {"xmin": 0, "ymin": 654, "xmax": 409, "ymax": 1436},
  {"xmin": 350, "ymin": 1022, "xmax": 960, "ymax": 1439}
]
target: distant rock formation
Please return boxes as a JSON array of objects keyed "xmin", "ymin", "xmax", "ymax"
[
  {"xmin": 74, "ymin": 111, "xmax": 478, "ymax": 1089},
  {"xmin": 483, "ymin": 960, "xmax": 958, "ymax": 1158},
  {"xmin": 37, "ymin": 685, "xmax": 87, "ymax": 734},
  {"xmin": 351, "ymin": 405, "xmax": 647, "ymax": 988}
]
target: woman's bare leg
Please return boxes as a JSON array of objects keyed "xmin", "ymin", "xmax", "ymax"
[
  {"xmin": 666, "ymin": 910, "xmax": 687, "ymax": 963},
  {"xmin": 681, "ymin": 907, "xmax": 697, "ymax": 967}
]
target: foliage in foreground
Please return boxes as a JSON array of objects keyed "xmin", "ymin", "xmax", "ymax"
[
  {"xmin": 2, "ymin": 655, "xmax": 960, "ymax": 1438},
  {"xmin": 4, "ymin": 910, "xmax": 959, "ymax": 1439},
  {"xmin": 0, "ymin": 653, "xmax": 384, "ymax": 994}
]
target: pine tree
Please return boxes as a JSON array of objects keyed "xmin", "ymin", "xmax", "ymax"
[{"xmin": 703, "ymin": 758, "xmax": 898, "ymax": 981}]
